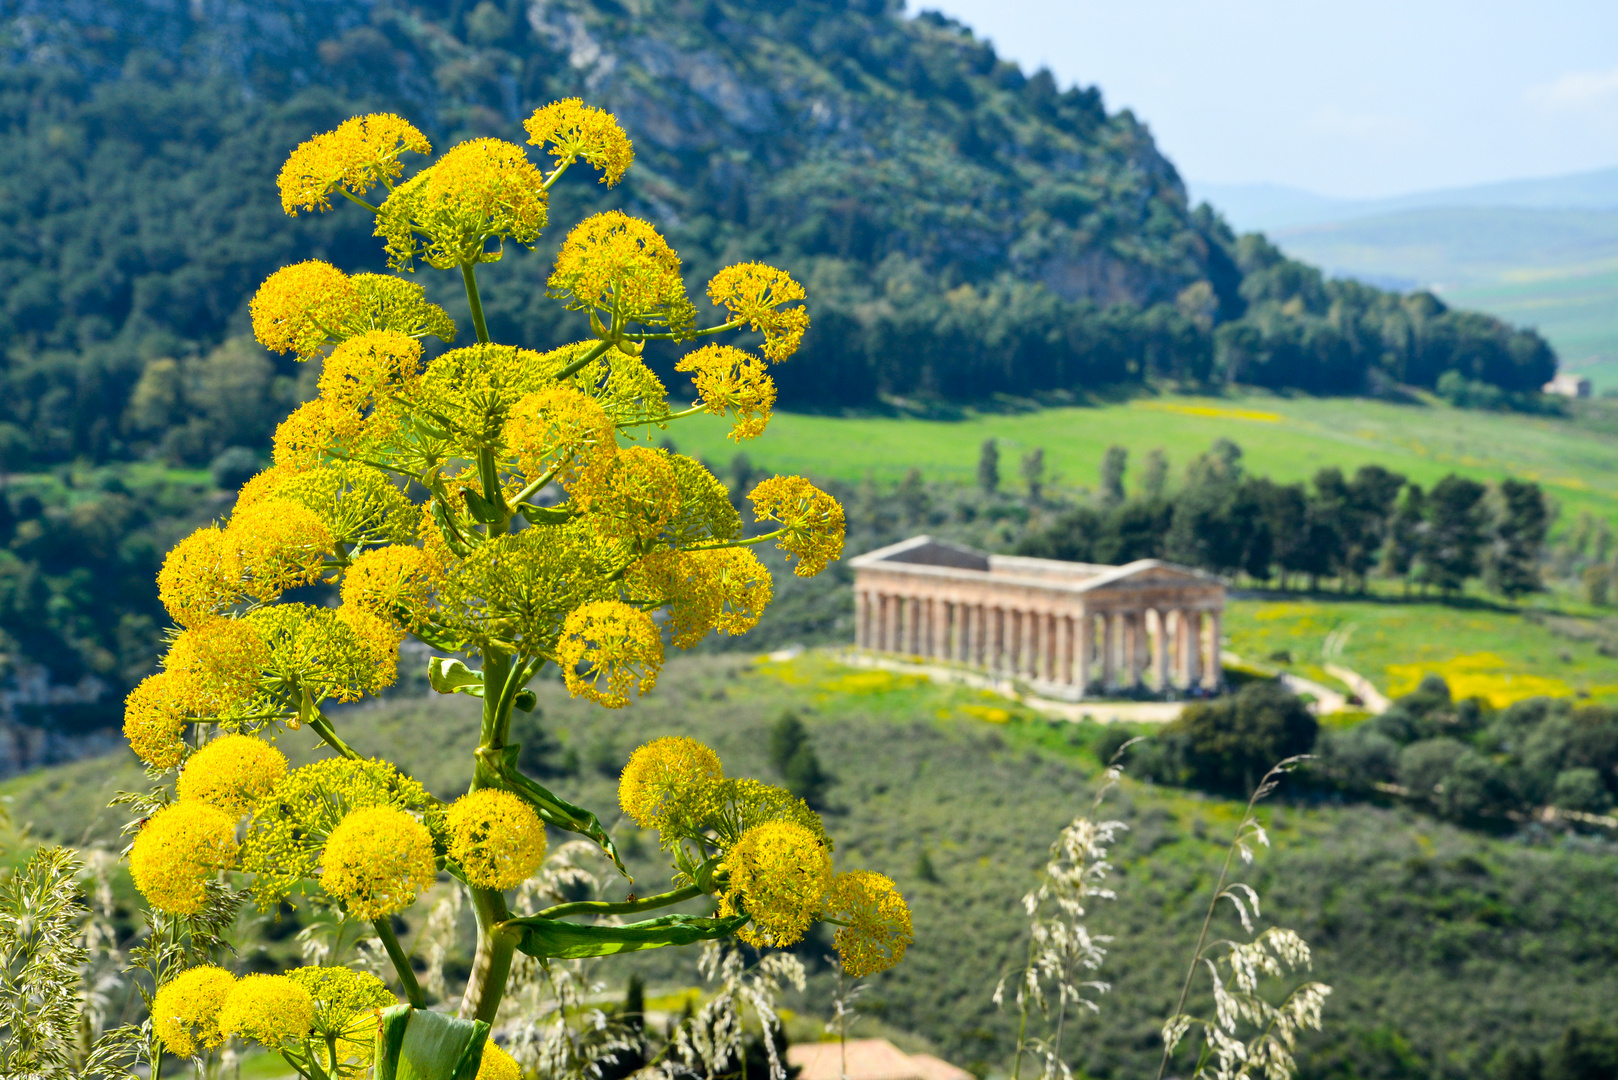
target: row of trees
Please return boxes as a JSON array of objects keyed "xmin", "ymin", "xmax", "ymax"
[{"xmin": 1016, "ymin": 440, "xmax": 1550, "ymax": 598}]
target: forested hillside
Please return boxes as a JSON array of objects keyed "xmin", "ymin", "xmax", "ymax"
[{"xmin": 0, "ymin": 0, "xmax": 1554, "ymax": 471}]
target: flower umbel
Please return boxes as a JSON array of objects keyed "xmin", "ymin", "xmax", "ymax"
[
  {"xmin": 618, "ymin": 736, "xmax": 724, "ymax": 834},
  {"xmin": 377, "ymin": 138, "xmax": 548, "ymax": 269},
  {"xmin": 129, "ymin": 801, "xmax": 239, "ymax": 914},
  {"xmin": 218, "ymin": 974, "xmax": 316, "ymax": 1049},
  {"xmin": 447, "ymin": 788, "xmax": 548, "ymax": 889},
  {"xmin": 278, "ymin": 113, "xmax": 432, "ymax": 215},
  {"xmin": 151, "ymin": 966, "xmax": 237, "ymax": 1058},
  {"xmin": 320, "ymin": 805, "xmax": 438, "ymax": 919},
  {"xmin": 524, "ymin": 98, "xmax": 634, "ymax": 185},
  {"xmin": 718, "ymin": 820, "xmax": 833, "ymax": 948},
  {"xmin": 707, "ymin": 263, "xmax": 809, "ymax": 362},
  {"xmin": 676, "ymin": 345, "xmax": 776, "ymax": 441},
  {"xmin": 176, "ymin": 734, "xmax": 288, "ymax": 818},
  {"xmin": 557, "ymin": 600, "xmax": 664, "ymax": 709},
  {"xmin": 824, "ymin": 870, "xmax": 913, "ymax": 977},
  {"xmin": 747, "ymin": 476, "xmax": 846, "ymax": 576}
]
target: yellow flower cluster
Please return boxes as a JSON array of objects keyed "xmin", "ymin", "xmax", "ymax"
[
  {"xmin": 227, "ymin": 499, "xmax": 334, "ymax": 600},
  {"xmin": 157, "ymin": 525, "xmax": 239, "ymax": 628},
  {"xmin": 351, "ymin": 273, "xmax": 457, "ymax": 343},
  {"xmin": 630, "ymin": 547, "xmax": 772, "ymax": 648},
  {"xmin": 675, "ymin": 345, "xmax": 776, "ymax": 441},
  {"xmin": 556, "ymin": 600, "xmax": 664, "ymax": 708},
  {"xmin": 824, "ymin": 870, "xmax": 913, "ymax": 977},
  {"xmin": 707, "ymin": 777, "xmax": 831, "ymax": 851},
  {"xmin": 505, "ymin": 385, "xmax": 617, "ymax": 497},
  {"xmin": 244, "ymin": 757, "xmax": 435, "ymax": 908},
  {"xmin": 587, "ymin": 446, "xmax": 680, "ymax": 542},
  {"xmin": 341, "ymin": 544, "xmax": 434, "ymax": 629},
  {"xmin": 166, "ymin": 618, "xmax": 268, "ymax": 713},
  {"xmin": 377, "ymin": 138, "xmax": 548, "ymax": 270},
  {"xmin": 707, "ymin": 263, "xmax": 810, "ymax": 362},
  {"xmin": 318, "ymin": 329, "xmax": 423, "ymax": 433},
  {"xmin": 548, "ymin": 211, "xmax": 696, "ymax": 335},
  {"xmin": 287, "ymin": 965, "xmax": 396, "ymax": 1042},
  {"xmin": 524, "ymin": 98, "xmax": 634, "ymax": 186},
  {"xmin": 618, "ymin": 736, "xmax": 724, "ymax": 834},
  {"xmin": 320, "ymin": 805, "xmax": 438, "ymax": 919},
  {"xmin": 152, "ymin": 965, "xmax": 237, "ymax": 1057},
  {"xmin": 129, "ymin": 801, "xmax": 238, "ymax": 914},
  {"xmin": 250, "ymin": 260, "xmax": 362, "ymax": 359},
  {"xmin": 260, "ymin": 462, "xmax": 419, "ymax": 549},
  {"xmin": 218, "ymin": 974, "xmax": 316, "ymax": 1048},
  {"xmin": 718, "ymin": 820, "xmax": 833, "ymax": 948},
  {"xmin": 748, "ymin": 476, "xmax": 846, "ymax": 577},
  {"xmin": 278, "ymin": 113, "xmax": 431, "ymax": 215},
  {"xmin": 123, "ymin": 672, "xmax": 192, "ymax": 769},
  {"xmin": 176, "ymin": 734, "xmax": 288, "ymax": 817},
  {"xmin": 248, "ymin": 603, "xmax": 399, "ymax": 704},
  {"xmin": 446, "ymin": 788, "xmax": 547, "ymax": 889},
  {"xmin": 478, "ymin": 1040, "xmax": 523, "ymax": 1080}
]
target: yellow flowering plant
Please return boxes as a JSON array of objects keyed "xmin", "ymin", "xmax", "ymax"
[{"xmin": 119, "ymin": 99, "xmax": 909, "ymax": 1079}]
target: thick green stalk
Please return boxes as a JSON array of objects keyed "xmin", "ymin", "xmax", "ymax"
[
  {"xmin": 461, "ymin": 262, "xmax": 491, "ymax": 344},
  {"xmin": 534, "ymin": 883, "xmax": 702, "ymax": 921},
  {"xmin": 373, "ymin": 918, "xmax": 426, "ymax": 1008},
  {"xmin": 460, "ymin": 885, "xmax": 518, "ymax": 1024}
]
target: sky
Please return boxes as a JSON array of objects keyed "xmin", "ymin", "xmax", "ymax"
[{"xmin": 915, "ymin": 0, "xmax": 1618, "ymax": 200}]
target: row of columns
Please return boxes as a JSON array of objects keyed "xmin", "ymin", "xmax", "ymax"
[{"xmin": 854, "ymin": 591, "xmax": 1222, "ymax": 694}]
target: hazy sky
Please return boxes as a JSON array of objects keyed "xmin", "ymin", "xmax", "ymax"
[{"xmin": 916, "ymin": 1, "xmax": 1618, "ymax": 199}]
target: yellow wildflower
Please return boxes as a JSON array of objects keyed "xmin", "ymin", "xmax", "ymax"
[
  {"xmin": 556, "ymin": 600, "xmax": 664, "ymax": 709},
  {"xmin": 318, "ymin": 329, "xmax": 424, "ymax": 418},
  {"xmin": 747, "ymin": 476, "xmax": 845, "ymax": 577},
  {"xmin": 320, "ymin": 805, "xmax": 437, "ymax": 919},
  {"xmin": 376, "ymin": 137, "xmax": 548, "ymax": 270},
  {"xmin": 705, "ymin": 778, "xmax": 832, "ymax": 850},
  {"xmin": 505, "ymin": 386, "xmax": 617, "ymax": 496},
  {"xmin": 129, "ymin": 801, "xmax": 239, "ymax": 914},
  {"xmin": 244, "ymin": 757, "xmax": 436, "ymax": 909},
  {"xmin": 217, "ymin": 974, "xmax": 316, "ymax": 1049},
  {"xmin": 823, "ymin": 870, "xmax": 912, "ymax": 977},
  {"xmin": 618, "ymin": 736, "xmax": 724, "ymax": 836},
  {"xmin": 675, "ymin": 344, "xmax": 775, "ymax": 441},
  {"xmin": 278, "ymin": 113, "xmax": 432, "ymax": 215},
  {"xmin": 341, "ymin": 544, "xmax": 433, "ymax": 627},
  {"xmin": 225, "ymin": 499, "xmax": 334, "ymax": 601},
  {"xmin": 286, "ymin": 965, "xmax": 395, "ymax": 1050},
  {"xmin": 176, "ymin": 734, "xmax": 288, "ymax": 818},
  {"xmin": 273, "ymin": 399, "xmax": 343, "ymax": 472},
  {"xmin": 250, "ymin": 260, "xmax": 361, "ymax": 359},
  {"xmin": 548, "ymin": 211, "xmax": 696, "ymax": 336},
  {"xmin": 340, "ymin": 604, "xmax": 404, "ymax": 671},
  {"xmin": 123, "ymin": 672, "xmax": 194, "ymax": 770},
  {"xmin": 446, "ymin": 788, "xmax": 547, "ymax": 889},
  {"xmin": 247, "ymin": 602, "xmax": 398, "ymax": 704},
  {"xmin": 718, "ymin": 820, "xmax": 832, "ymax": 948},
  {"xmin": 268, "ymin": 462, "xmax": 418, "ymax": 548},
  {"xmin": 165, "ymin": 618, "xmax": 268, "ymax": 712},
  {"xmin": 237, "ymin": 465, "xmax": 295, "ymax": 510},
  {"xmin": 584, "ymin": 446, "xmax": 680, "ymax": 542},
  {"xmin": 630, "ymin": 548, "xmax": 772, "ymax": 648},
  {"xmin": 665, "ymin": 455, "xmax": 742, "ymax": 546},
  {"xmin": 477, "ymin": 1040, "xmax": 523, "ymax": 1080},
  {"xmin": 157, "ymin": 525, "xmax": 240, "ymax": 627},
  {"xmin": 151, "ymin": 965, "xmax": 237, "ymax": 1057},
  {"xmin": 524, "ymin": 98, "xmax": 634, "ymax": 185},
  {"xmin": 706, "ymin": 263, "xmax": 809, "ymax": 362},
  {"xmin": 349, "ymin": 272, "xmax": 457, "ymax": 343}
]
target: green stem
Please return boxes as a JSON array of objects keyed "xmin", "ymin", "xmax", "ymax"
[
  {"xmin": 373, "ymin": 918, "xmax": 426, "ymax": 1009},
  {"xmin": 340, "ymin": 190, "xmax": 381, "ymax": 214},
  {"xmin": 459, "ymin": 885, "xmax": 518, "ymax": 1024},
  {"xmin": 682, "ymin": 529, "xmax": 787, "ymax": 553},
  {"xmin": 626, "ymin": 319, "xmax": 744, "ymax": 341},
  {"xmin": 461, "ymin": 262, "xmax": 491, "ymax": 344},
  {"xmin": 534, "ymin": 883, "xmax": 702, "ymax": 921},
  {"xmin": 554, "ymin": 338, "xmax": 615, "ymax": 382},
  {"xmin": 307, "ymin": 712, "xmax": 361, "ymax": 761}
]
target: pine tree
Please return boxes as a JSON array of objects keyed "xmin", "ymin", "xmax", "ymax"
[
  {"xmin": 977, "ymin": 439, "xmax": 1000, "ymax": 494},
  {"xmin": 1487, "ymin": 479, "xmax": 1548, "ymax": 599},
  {"xmin": 1421, "ymin": 474, "xmax": 1489, "ymax": 596},
  {"xmin": 1099, "ymin": 444, "xmax": 1128, "ymax": 506}
]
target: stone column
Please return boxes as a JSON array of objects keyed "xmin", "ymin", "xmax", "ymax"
[
  {"xmin": 874, "ymin": 594, "xmax": 888, "ymax": 651},
  {"xmin": 1202, "ymin": 609, "xmax": 1223, "ymax": 691},
  {"xmin": 1151, "ymin": 609, "xmax": 1170, "ymax": 690},
  {"xmin": 1074, "ymin": 612, "xmax": 1091, "ymax": 693},
  {"xmin": 855, "ymin": 591, "xmax": 868, "ymax": 648},
  {"xmin": 1184, "ymin": 609, "xmax": 1202, "ymax": 688},
  {"xmin": 1101, "ymin": 612, "xmax": 1117, "ymax": 691},
  {"xmin": 1119, "ymin": 612, "xmax": 1137, "ymax": 688},
  {"xmin": 1011, "ymin": 610, "xmax": 1025, "ymax": 677}
]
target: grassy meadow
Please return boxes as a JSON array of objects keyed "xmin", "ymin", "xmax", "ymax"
[
  {"xmin": 661, "ymin": 393, "xmax": 1618, "ymax": 524},
  {"xmin": 8, "ymin": 651, "xmax": 1618, "ymax": 1080}
]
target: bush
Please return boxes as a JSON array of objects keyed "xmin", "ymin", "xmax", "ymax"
[{"xmin": 1163, "ymin": 681, "xmax": 1317, "ymax": 795}]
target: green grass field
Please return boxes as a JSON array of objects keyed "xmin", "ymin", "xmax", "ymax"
[
  {"xmin": 1225, "ymin": 596, "xmax": 1618, "ymax": 706},
  {"xmin": 661, "ymin": 392, "xmax": 1618, "ymax": 523}
]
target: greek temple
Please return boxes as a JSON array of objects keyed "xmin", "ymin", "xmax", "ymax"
[{"xmin": 848, "ymin": 536, "xmax": 1226, "ymax": 701}]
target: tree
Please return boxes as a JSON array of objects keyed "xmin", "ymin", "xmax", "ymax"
[
  {"xmin": 1343, "ymin": 465, "xmax": 1406, "ymax": 590},
  {"xmin": 1021, "ymin": 447, "xmax": 1046, "ymax": 501},
  {"xmin": 1141, "ymin": 447, "xmax": 1169, "ymax": 500},
  {"xmin": 1421, "ymin": 474, "xmax": 1489, "ymax": 596},
  {"xmin": 1261, "ymin": 481, "xmax": 1311, "ymax": 590},
  {"xmin": 1099, "ymin": 444, "xmax": 1127, "ymax": 506},
  {"xmin": 1167, "ymin": 682, "xmax": 1318, "ymax": 796},
  {"xmin": 978, "ymin": 438, "xmax": 1000, "ymax": 493},
  {"xmin": 768, "ymin": 712, "xmax": 831, "ymax": 807},
  {"xmin": 1487, "ymin": 478, "xmax": 1548, "ymax": 599},
  {"xmin": 1382, "ymin": 483, "xmax": 1427, "ymax": 593}
]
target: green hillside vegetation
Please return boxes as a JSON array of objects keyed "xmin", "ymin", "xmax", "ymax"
[
  {"xmin": 1271, "ymin": 207, "xmax": 1618, "ymax": 389},
  {"xmin": 7, "ymin": 652, "xmax": 1618, "ymax": 1080}
]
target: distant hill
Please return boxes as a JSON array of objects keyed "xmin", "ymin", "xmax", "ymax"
[{"xmin": 1192, "ymin": 172, "xmax": 1618, "ymax": 385}]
